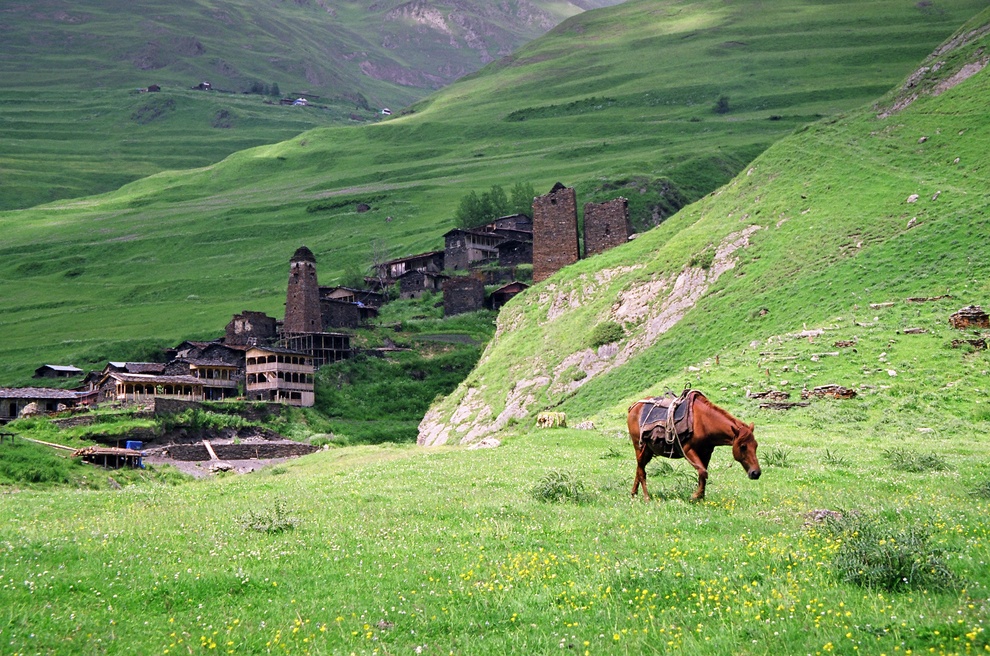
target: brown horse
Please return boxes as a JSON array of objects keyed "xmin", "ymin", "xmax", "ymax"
[{"xmin": 627, "ymin": 391, "xmax": 761, "ymax": 501}]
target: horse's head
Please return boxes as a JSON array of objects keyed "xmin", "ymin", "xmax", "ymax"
[{"xmin": 731, "ymin": 422, "xmax": 761, "ymax": 480}]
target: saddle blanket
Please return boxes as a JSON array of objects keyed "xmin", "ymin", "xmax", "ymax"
[{"xmin": 637, "ymin": 390, "xmax": 697, "ymax": 450}]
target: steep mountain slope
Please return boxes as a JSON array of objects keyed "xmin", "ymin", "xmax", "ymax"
[
  {"xmin": 419, "ymin": 8, "xmax": 990, "ymax": 444},
  {"xmin": 0, "ymin": 0, "xmax": 618, "ymax": 210},
  {"xmin": 1, "ymin": 0, "xmax": 987, "ymax": 382}
]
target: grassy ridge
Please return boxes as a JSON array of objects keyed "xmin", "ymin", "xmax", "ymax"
[
  {"xmin": 0, "ymin": 88, "xmax": 372, "ymax": 209},
  {"xmin": 2, "ymin": 0, "xmax": 986, "ymax": 382},
  {"xmin": 0, "ymin": 0, "xmax": 611, "ymax": 209}
]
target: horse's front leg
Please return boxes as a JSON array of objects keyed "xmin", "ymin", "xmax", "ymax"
[
  {"xmin": 681, "ymin": 447, "xmax": 708, "ymax": 501},
  {"xmin": 632, "ymin": 448, "xmax": 652, "ymax": 501}
]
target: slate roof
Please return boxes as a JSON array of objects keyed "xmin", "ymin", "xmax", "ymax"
[{"xmin": 0, "ymin": 388, "xmax": 82, "ymax": 400}]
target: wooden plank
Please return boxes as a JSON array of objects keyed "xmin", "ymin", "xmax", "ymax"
[{"xmin": 203, "ymin": 440, "xmax": 219, "ymax": 461}]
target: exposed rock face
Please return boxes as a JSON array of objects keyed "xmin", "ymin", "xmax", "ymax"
[
  {"xmin": 876, "ymin": 23, "xmax": 990, "ymax": 118},
  {"xmin": 418, "ymin": 226, "xmax": 761, "ymax": 446},
  {"xmin": 370, "ymin": 0, "xmax": 562, "ymax": 87}
]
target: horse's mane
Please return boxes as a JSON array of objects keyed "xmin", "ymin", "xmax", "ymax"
[{"xmin": 695, "ymin": 392, "xmax": 747, "ymax": 431}]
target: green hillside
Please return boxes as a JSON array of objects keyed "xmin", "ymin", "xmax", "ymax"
[
  {"xmin": 0, "ymin": 0, "xmax": 614, "ymax": 210},
  {"xmin": 421, "ymin": 8, "xmax": 990, "ymax": 444},
  {"xmin": 2, "ymin": 0, "xmax": 986, "ymax": 383}
]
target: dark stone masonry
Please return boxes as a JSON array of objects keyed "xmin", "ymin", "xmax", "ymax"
[
  {"xmin": 443, "ymin": 277, "xmax": 486, "ymax": 317},
  {"xmin": 584, "ymin": 197, "xmax": 631, "ymax": 257},
  {"xmin": 283, "ymin": 246, "xmax": 323, "ymax": 334},
  {"xmin": 532, "ymin": 183, "xmax": 580, "ymax": 283}
]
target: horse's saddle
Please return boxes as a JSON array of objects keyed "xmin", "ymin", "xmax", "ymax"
[{"xmin": 637, "ymin": 390, "xmax": 697, "ymax": 448}]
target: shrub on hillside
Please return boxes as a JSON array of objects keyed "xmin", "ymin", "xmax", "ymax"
[
  {"xmin": 589, "ymin": 321, "xmax": 624, "ymax": 348},
  {"xmin": 530, "ymin": 469, "xmax": 591, "ymax": 504},
  {"xmin": 821, "ymin": 513, "xmax": 958, "ymax": 592},
  {"xmin": 238, "ymin": 497, "xmax": 298, "ymax": 534},
  {"xmin": 882, "ymin": 448, "xmax": 949, "ymax": 473}
]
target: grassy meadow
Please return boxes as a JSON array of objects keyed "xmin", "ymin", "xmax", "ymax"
[
  {"xmin": 2, "ymin": 313, "xmax": 990, "ymax": 655},
  {"xmin": 2, "ymin": 0, "xmax": 988, "ymax": 381}
]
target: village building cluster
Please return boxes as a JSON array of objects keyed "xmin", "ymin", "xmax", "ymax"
[{"xmin": 1, "ymin": 183, "xmax": 633, "ymax": 423}]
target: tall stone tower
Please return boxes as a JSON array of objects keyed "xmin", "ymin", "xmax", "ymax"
[
  {"xmin": 283, "ymin": 246, "xmax": 322, "ymax": 335},
  {"xmin": 532, "ymin": 182, "xmax": 580, "ymax": 283}
]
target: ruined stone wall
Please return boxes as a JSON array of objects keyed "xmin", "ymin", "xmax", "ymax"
[
  {"xmin": 497, "ymin": 240, "xmax": 532, "ymax": 268},
  {"xmin": 532, "ymin": 184, "xmax": 579, "ymax": 283},
  {"xmin": 584, "ymin": 197, "xmax": 631, "ymax": 256},
  {"xmin": 443, "ymin": 277, "xmax": 486, "ymax": 317},
  {"xmin": 225, "ymin": 311, "xmax": 277, "ymax": 346},
  {"xmin": 164, "ymin": 442, "xmax": 318, "ymax": 461},
  {"xmin": 444, "ymin": 232, "xmax": 472, "ymax": 270},
  {"xmin": 321, "ymin": 299, "xmax": 361, "ymax": 330}
]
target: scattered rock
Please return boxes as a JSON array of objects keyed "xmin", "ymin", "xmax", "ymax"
[
  {"xmin": 802, "ymin": 385, "xmax": 857, "ymax": 400},
  {"xmin": 952, "ymin": 338, "xmax": 987, "ymax": 350},
  {"xmin": 918, "ymin": 136, "xmax": 928, "ymax": 143},
  {"xmin": 902, "ymin": 327, "xmax": 927, "ymax": 334},
  {"xmin": 747, "ymin": 389, "xmax": 790, "ymax": 401},
  {"xmin": 834, "ymin": 340, "xmax": 856, "ymax": 348},
  {"xmin": 536, "ymin": 412, "xmax": 566, "ymax": 428},
  {"xmin": 574, "ymin": 421, "xmax": 596, "ymax": 430},
  {"xmin": 907, "ymin": 194, "xmax": 920, "ymax": 203},
  {"xmin": 467, "ymin": 437, "xmax": 501, "ymax": 450},
  {"xmin": 759, "ymin": 401, "xmax": 809, "ymax": 410},
  {"xmin": 950, "ymin": 305, "xmax": 989, "ymax": 329},
  {"xmin": 803, "ymin": 509, "xmax": 843, "ymax": 526}
]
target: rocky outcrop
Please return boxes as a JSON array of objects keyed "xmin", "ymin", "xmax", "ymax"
[{"xmin": 418, "ymin": 226, "xmax": 761, "ymax": 446}]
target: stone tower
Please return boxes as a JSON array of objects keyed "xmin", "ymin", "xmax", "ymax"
[
  {"xmin": 584, "ymin": 197, "xmax": 631, "ymax": 256},
  {"xmin": 532, "ymin": 182, "xmax": 580, "ymax": 283},
  {"xmin": 283, "ymin": 246, "xmax": 322, "ymax": 334}
]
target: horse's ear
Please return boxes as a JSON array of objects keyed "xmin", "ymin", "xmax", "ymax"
[{"xmin": 748, "ymin": 422, "xmax": 755, "ymax": 432}]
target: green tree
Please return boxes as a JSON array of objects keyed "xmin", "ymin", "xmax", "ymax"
[
  {"xmin": 487, "ymin": 184, "xmax": 509, "ymax": 218},
  {"xmin": 510, "ymin": 181, "xmax": 536, "ymax": 216},
  {"xmin": 713, "ymin": 95, "xmax": 730, "ymax": 114},
  {"xmin": 455, "ymin": 191, "xmax": 485, "ymax": 229},
  {"xmin": 270, "ymin": 82, "xmax": 281, "ymax": 97}
]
